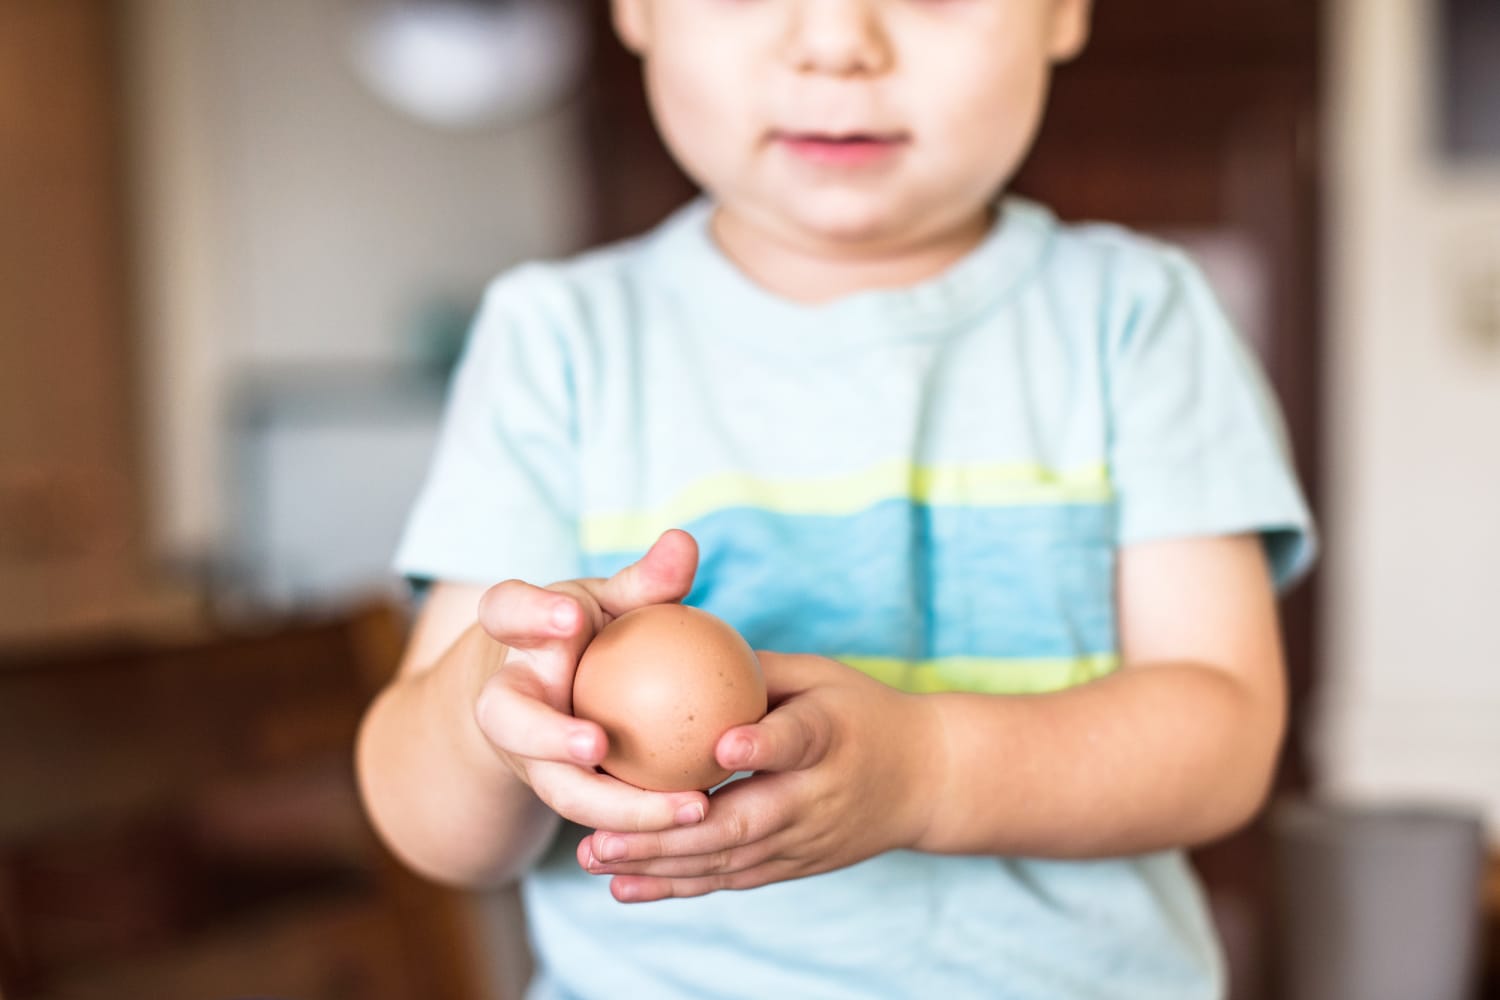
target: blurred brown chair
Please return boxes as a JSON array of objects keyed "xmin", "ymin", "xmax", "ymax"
[{"xmin": 0, "ymin": 603, "xmax": 507, "ymax": 1000}]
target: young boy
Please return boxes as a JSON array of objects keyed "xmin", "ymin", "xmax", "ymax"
[{"xmin": 357, "ymin": 1, "xmax": 1316, "ymax": 997}]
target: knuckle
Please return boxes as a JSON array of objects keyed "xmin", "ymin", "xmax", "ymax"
[
  {"xmin": 728, "ymin": 810, "xmax": 753, "ymax": 848},
  {"xmin": 546, "ymin": 583, "xmax": 606, "ymax": 632},
  {"xmin": 710, "ymin": 848, "xmax": 735, "ymax": 874},
  {"xmin": 478, "ymin": 579, "xmax": 527, "ymax": 629},
  {"xmin": 799, "ymin": 713, "xmax": 831, "ymax": 768},
  {"xmin": 545, "ymin": 581, "xmax": 587, "ymax": 608},
  {"xmin": 481, "ymin": 577, "xmax": 523, "ymax": 607},
  {"xmin": 631, "ymin": 799, "xmax": 655, "ymax": 833}
]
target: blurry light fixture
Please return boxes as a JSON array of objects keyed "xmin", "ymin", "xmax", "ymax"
[{"xmin": 345, "ymin": 0, "xmax": 586, "ymax": 130}]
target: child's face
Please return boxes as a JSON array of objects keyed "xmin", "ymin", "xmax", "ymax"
[{"xmin": 613, "ymin": 0, "xmax": 1091, "ymax": 251}]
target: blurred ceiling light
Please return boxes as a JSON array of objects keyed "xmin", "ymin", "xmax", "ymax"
[{"xmin": 345, "ymin": 0, "xmax": 586, "ymax": 130}]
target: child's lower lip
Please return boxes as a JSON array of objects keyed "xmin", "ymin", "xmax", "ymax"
[{"xmin": 775, "ymin": 134, "xmax": 906, "ymax": 167}]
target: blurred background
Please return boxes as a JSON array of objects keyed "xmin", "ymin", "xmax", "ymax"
[{"xmin": 0, "ymin": 1, "xmax": 1497, "ymax": 998}]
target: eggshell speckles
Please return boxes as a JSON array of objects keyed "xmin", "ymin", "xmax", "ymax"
[{"xmin": 571, "ymin": 603, "xmax": 766, "ymax": 792}]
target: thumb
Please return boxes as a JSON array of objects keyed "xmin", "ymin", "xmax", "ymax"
[
  {"xmin": 715, "ymin": 698, "xmax": 832, "ymax": 774},
  {"xmin": 588, "ymin": 529, "xmax": 699, "ymax": 616}
]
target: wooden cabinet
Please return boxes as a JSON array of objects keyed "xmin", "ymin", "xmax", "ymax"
[
  {"xmin": 1017, "ymin": 2, "xmax": 1325, "ymax": 766},
  {"xmin": 0, "ymin": 605, "xmax": 499, "ymax": 1000}
]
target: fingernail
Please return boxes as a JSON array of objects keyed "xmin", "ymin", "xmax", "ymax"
[
  {"xmin": 596, "ymin": 835, "xmax": 625, "ymax": 862},
  {"xmin": 568, "ymin": 732, "xmax": 595, "ymax": 762},
  {"xmin": 726, "ymin": 736, "xmax": 753, "ymax": 767},
  {"xmin": 675, "ymin": 802, "xmax": 705, "ymax": 826}
]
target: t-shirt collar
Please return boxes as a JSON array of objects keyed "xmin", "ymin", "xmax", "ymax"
[{"xmin": 647, "ymin": 194, "xmax": 1055, "ymax": 343}]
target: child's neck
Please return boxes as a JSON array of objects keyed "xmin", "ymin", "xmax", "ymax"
[{"xmin": 708, "ymin": 205, "xmax": 994, "ymax": 304}]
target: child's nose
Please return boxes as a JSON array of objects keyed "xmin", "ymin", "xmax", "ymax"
[{"xmin": 782, "ymin": 0, "xmax": 893, "ymax": 77}]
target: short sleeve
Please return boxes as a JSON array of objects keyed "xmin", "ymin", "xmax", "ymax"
[
  {"xmin": 393, "ymin": 274, "xmax": 584, "ymax": 588},
  {"xmin": 1106, "ymin": 246, "xmax": 1316, "ymax": 592}
]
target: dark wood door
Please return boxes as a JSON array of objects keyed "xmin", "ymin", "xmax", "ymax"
[
  {"xmin": 0, "ymin": 0, "xmax": 153, "ymax": 645},
  {"xmin": 1016, "ymin": 10, "xmax": 1325, "ymax": 746}
]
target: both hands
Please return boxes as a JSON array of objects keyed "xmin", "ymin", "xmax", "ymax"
[{"xmin": 473, "ymin": 528, "xmax": 942, "ymax": 903}]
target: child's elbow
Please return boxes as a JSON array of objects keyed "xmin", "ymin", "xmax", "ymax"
[
  {"xmin": 1196, "ymin": 711, "xmax": 1286, "ymax": 844},
  {"xmin": 1215, "ymin": 757, "xmax": 1279, "ymax": 840}
]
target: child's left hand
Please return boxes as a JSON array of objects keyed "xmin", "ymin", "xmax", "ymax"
[{"xmin": 576, "ymin": 652, "xmax": 943, "ymax": 902}]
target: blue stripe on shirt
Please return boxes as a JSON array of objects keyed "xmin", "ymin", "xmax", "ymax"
[{"xmin": 582, "ymin": 499, "xmax": 1119, "ymax": 676}]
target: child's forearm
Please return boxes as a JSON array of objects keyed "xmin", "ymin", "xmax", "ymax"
[
  {"xmin": 914, "ymin": 661, "xmax": 1284, "ymax": 858},
  {"xmin": 356, "ymin": 625, "xmax": 559, "ymax": 887}
]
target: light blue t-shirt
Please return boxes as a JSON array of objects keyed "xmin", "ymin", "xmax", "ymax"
[{"xmin": 395, "ymin": 196, "xmax": 1316, "ymax": 1000}]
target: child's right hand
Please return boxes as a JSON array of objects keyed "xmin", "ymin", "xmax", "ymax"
[{"xmin": 471, "ymin": 529, "xmax": 710, "ymax": 833}]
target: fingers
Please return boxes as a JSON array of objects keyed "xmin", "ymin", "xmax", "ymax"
[
  {"xmin": 582, "ymin": 787, "xmax": 764, "ymax": 865},
  {"xmin": 579, "ymin": 835, "xmax": 774, "ymax": 880},
  {"xmin": 607, "ymin": 865, "xmax": 793, "ymax": 903},
  {"xmin": 477, "ymin": 578, "xmax": 583, "ymax": 649},
  {"xmin": 476, "ymin": 531, "xmax": 700, "ymax": 665},
  {"xmin": 475, "ymin": 673, "xmax": 604, "ymax": 765},
  {"xmin": 479, "ymin": 530, "xmax": 700, "ymax": 650},
  {"xmin": 528, "ymin": 760, "xmax": 708, "ymax": 833},
  {"xmin": 588, "ymin": 529, "xmax": 699, "ymax": 617},
  {"xmin": 475, "ymin": 673, "xmax": 711, "ymax": 834},
  {"xmin": 715, "ymin": 698, "xmax": 831, "ymax": 773},
  {"xmin": 467, "ymin": 535, "xmax": 704, "ymax": 839},
  {"xmin": 572, "ymin": 768, "xmax": 828, "ymax": 899}
]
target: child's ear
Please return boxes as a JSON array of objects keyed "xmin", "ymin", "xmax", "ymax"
[
  {"xmin": 1047, "ymin": 0, "xmax": 1093, "ymax": 63},
  {"xmin": 612, "ymin": 0, "xmax": 650, "ymax": 56}
]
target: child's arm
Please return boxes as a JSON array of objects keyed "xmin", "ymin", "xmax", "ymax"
[
  {"xmin": 577, "ymin": 534, "xmax": 1285, "ymax": 901},
  {"xmin": 356, "ymin": 531, "xmax": 711, "ymax": 888},
  {"xmin": 916, "ymin": 532, "xmax": 1286, "ymax": 856}
]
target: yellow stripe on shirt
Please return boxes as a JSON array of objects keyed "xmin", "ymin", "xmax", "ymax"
[
  {"xmin": 581, "ymin": 460, "xmax": 1112, "ymax": 552},
  {"xmin": 841, "ymin": 653, "xmax": 1120, "ymax": 695}
]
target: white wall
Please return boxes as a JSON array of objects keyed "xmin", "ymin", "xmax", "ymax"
[
  {"xmin": 1320, "ymin": 0, "xmax": 1500, "ymax": 833},
  {"xmin": 125, "ymin": 0, "xmax": 589, "ymax": 558}
]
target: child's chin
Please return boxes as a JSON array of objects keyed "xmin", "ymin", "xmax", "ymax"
[{"xmin": 781, "ymin": 196, "xmax": 920, "ymax": 247}]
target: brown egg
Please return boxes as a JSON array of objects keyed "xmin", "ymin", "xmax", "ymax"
[{"xmin": 571, "ymin": 603, "xmax": 766, "ymax": 792}]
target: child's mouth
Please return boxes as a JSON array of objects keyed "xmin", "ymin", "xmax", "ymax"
[{"xmin": 773, "ymin": 131, "xmax": 908, "ymax": 168}]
